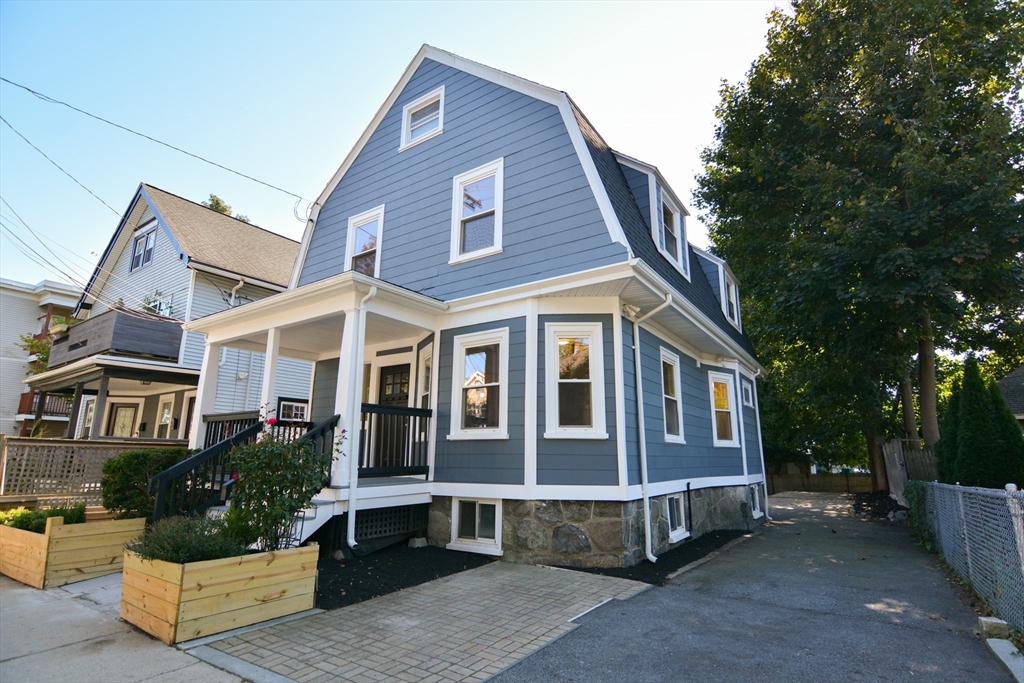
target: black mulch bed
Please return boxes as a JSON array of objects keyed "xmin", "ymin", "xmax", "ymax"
[
  {"xmin": 852, "ymin": 491, "xmax": 907, "ymax": 519},
  {"xmin": 315, "ymin": 543, "xmax": 494, "ymax": 611},
  {"xmin": 558, "ymin": 529, "xmax": 749, "ymax": 586}
]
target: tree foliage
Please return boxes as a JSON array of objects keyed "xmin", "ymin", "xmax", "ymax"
[
  {"xmin": 201, "ymin": 193, "xmax": 251, "ymax": 224},
  {"xmin": 16, "ymin": 316, "xmax": 76, "ymax": 374},
  {"xmin": 696, "ymin": 0, "xmax": 1024, "ymax": 471}
]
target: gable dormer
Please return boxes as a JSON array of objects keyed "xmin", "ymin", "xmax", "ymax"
[
  {"xmin": 614, "ymin": 153, "xmax": 691, "ymax": 281},
  {"xmin": 692, "ymin": 246, "xmax": 742, "ymax": 332}
]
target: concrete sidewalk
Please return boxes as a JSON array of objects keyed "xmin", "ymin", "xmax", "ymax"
[
  {"xmin": 0, "ymin": 573, "xmax": 242, "ymax": 683},
  {"xmin": 493, "ymin": 492, "xmax": 1016, "ymax": 682}
]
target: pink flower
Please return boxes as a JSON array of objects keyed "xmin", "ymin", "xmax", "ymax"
[
  {"xmin": 266, "ymin": 417, "xmax": 278, "ymax": 426},
  {"xmin": 231, "ymin": 473, "xmax": 239, "ymax": 481}
]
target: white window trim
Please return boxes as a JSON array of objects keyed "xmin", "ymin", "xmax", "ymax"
[
  {"xmin": 708, "ymin": 370, "xmax": 740, "ymax": 448},
  {"xmin": 660, "ymin": 348, "xmax": 685, "ymax": 444},
  {"xmin": 449, "ymin": 158, "xmax": 504, "ymax": 265},
  {"xmin": 345, "ymin": 204, "xmax": 385, "ymax": 279},
  {"xmin": 741, "ymin": 379, "xmax": 754, "ymax": 408},
  {"xmin": 277, "ymin": 399, "xmax": 309, "ymax": 422},
  {"xmin": 656, "ymin": 189, "xmax": 690, "ymax": 281},
  {"xmin": 723, "ymin": 271, "xmax": 741, "ymax": 330},
  {"xmin": 667, "ymin": 494, "xmax": 690, "ymax": 543},
  {"xmin": 418, "ymin": 343, "xmax": 433, "ymax": 410},
  {"xmin": 399, "ymin": 86, "xmax": 445, "ymax": 152},
  {"xmin": 750, "ymin": 484, "xmax": 764, "ymax": 519},
  {"xmin": 448, "ymin": 498, "xmax": 502, "ymax": 556},
  {"xmin": 543, "ymin": 322, "xmax": 608, "ymax": 440},
  {"xmin": 130, "ymin": 225, "xmax": 157, "ymax": 272},
  {"xmin": 155, "ymin": 393, "xmax": 175, "ymax": 439},
  {"xmin": 448, "ymin": 327, "xmax": 509, "ymax": 441}
]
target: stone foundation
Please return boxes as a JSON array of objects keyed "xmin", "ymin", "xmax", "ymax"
[{"xmin": 427, "ymin": 484, "xmax": 764, "ymax": 568}]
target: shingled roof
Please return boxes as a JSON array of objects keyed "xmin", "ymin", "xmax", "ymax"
[
  {"xmin": 142, "ymin": 185, "xmax": 298, "ymax": 287},
  {"xmin": 997, "ymin": 365, "xmax": 1024, "ymax": 417},
  {"xmin": 566, "ymin": 99, "xmax": 758, "ymax": 359}
]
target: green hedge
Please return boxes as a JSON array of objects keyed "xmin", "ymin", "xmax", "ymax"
[
  {"xmin": 101, "ymin": 448, "xmax": 192, "ymax": 522},
  {"xmin": 129, "ymin": 516, "xmax": 247, "ymax": 564},
  {"xmin": 0, "ymin": 505, "xmax": 86, "ymax": 534}
]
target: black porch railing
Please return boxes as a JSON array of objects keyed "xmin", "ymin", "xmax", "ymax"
[
  {"xmin": 358, "ymin": 403, "xmax": 431, "ymax": 478},
  {"xmin": 203, "ymin": 411, "xmax": 259, "ymax": 447},
  {"xmin": 151, "ymin": 415, "xmax": 340, "ymax": 523}
]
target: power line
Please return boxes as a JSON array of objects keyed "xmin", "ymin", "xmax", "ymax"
[
  {"xmin": 0, "ymin": 76, "xmax": 309, "ymax": 202},
  {"xmin": 0, "ymin": 115, "xmax": 121, "ymax": 216}
]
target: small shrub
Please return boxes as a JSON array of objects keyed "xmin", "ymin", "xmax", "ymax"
[
  {"xmin": 101, "ymin": 448, "xmax": 192, "ymax": 521},
  {"xmin": 223, "ymin": 505, "xmax": 259, "ymax": 548},
  {"xmin": 129, "ymin": 516, "xmax": 247, "ymax": 564},
  {"xmin": 0, "ymin": 505, "xmax": 87, "ymax": 533},
  {"xmin": 903, "ymin": 481, "xmax": 935, "ymax": 551}
]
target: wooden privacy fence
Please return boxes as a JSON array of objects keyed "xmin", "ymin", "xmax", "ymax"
[
  {"xmin": 1, "ymin": 437, "xmax": 187, "ymax": 507},
  {"xmin": 883, "ymin": 439, "xmax": 938, "ymax": 506},
  {"xmin": 767, "ymin": 472, "xmax": 873, "ymax": 495}
]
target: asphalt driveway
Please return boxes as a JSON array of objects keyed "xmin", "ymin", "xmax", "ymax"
[{"xmin": 492, "ymin": 491, "xmax": 1012, "ymax": 683}]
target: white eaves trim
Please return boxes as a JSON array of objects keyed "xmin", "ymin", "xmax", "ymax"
[
  {"xmin": 288, "ymin": 44, "xmax": 633, "ymax": 288},
  {"xmin": 614, "ymin": 152, "xmax": 692, "ymax": 218}
]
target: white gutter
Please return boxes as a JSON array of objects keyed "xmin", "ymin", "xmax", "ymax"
[
  {"xmin": 347, "ymin": 286, "xmax": 378, "ymax": 551},
  {"xmin": 627, "ymin": 293, "xmax": 673, "ymax": 564}
]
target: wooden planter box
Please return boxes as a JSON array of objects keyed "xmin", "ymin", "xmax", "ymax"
[
  {"xmin": 120, "ymin": 544, "xmax": 318, "ymax": 644},
  {"xmin": 0, "ymin": 517, "xmax": 146, "ymax": 589}
]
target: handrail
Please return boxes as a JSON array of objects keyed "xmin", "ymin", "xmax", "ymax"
[{"xmin": 358, "ymin": 403, "xmax": 431, "ymax": 478}]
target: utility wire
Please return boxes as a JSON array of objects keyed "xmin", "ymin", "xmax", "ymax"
[
  {"xmin": 0, "ymin": 115, "xmax": 121, "ymax": 216},
  {"xmin": 0, "ymin": 76, "xmax": 308, "ymax": 202}
]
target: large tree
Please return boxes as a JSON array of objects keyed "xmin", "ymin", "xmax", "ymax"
[{"xmin": 696, "ymin": 0, "xmax": 1024, "ymax": 477}]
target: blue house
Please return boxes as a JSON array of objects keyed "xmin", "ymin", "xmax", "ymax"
[{"xmin": 186, "ymin": 46, "xmax": 767, "ymax": 567}]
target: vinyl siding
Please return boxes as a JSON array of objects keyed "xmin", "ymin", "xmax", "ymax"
[
  {"xmin": 298, "ymin": 58, "xmax": 628, "ymax": 298},
  {"xmin": 89, "ymin": 206, "xmax": 191, "ymax": 320},
  {"xmin": 0, "ymin": 289, "xmax": 44, "ymax": 436},
  {"xmin": 536, "ymin": 314, "xmax": 618, "ymax": 486},
  {"xmin": 638, "ymin": 327, "xmax": 744, "ymax": 482},
  {"xmin": 434, "ymin": 318, "xmax": 525, "ymax": 485}
]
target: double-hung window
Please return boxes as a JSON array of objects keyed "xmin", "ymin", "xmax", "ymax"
[
  {"xmin": 346, "ymin": 205, "xmax": 385, "ymax": 278},
  {"xmin": 400, "ymin": 86, "xmax": 444, "ymax": 150},
  {"xmin": 449, "ymin": 328, "xmax": 508, "ymax": 440},
  {"xmin": 450, "ymin": 159, "xmax": 503, "ymax": 264},
  {"xmin": 661, "ymin": 348, "xmax": 684, "ymax": 443},
  {"xmin": 544, "ymin": 322, "xmax": 607, "ymax": 439},
  {"xmin": 708, "ymin": 371, "xmax": 739, "ymax": 447},
  {"xmin": 724, "ymin": 272, "xmax": 740, "ymax": 328},
  {"xmin": 657, "ymin": 190, "xmax": 690, "ymax": 279},
  {"xmin": 418, "ymin": 344, "xmax": 433, "ymax": 409},
  {"xmin": 130, "ymin": 227, "xmax": 156, "ymax": 271}
]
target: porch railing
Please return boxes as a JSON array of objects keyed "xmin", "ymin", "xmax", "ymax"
[
  {"xmin": 357, "ymin": 403, "xmax": 431, "ymax": 478},
  {"xmin": 151, "ymin": 415, "xmax": 340, "ymax": 523},
  {"xmin": 203, "ymin": 411, "xmax": 259, "ymax": 447},
  {"xmin": 17, "ymin": 392, "xmax": 73, "ymax": 418}
]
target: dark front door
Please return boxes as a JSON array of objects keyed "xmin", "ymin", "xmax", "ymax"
[{"xmin": 375, "ymin": 364, "xmax": 410, "ymax": 468}]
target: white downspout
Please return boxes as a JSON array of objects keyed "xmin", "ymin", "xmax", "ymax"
[
  {"xmin": 347, "ymin": 286, "xmax": 378, "ymax": 551},
  {"xmin": 628, "ymin": 293, "xmax": 672, "ymax": 564},
  {"xmin": 752, "ymin": 367, "xmax": 772, "ymax": 520},
  {"xmin": 229, "ymin": 277, "xmax": 245, "ymax": 306}
]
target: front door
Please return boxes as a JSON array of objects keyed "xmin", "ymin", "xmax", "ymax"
[
  {"xmin": 107, "ymin": 404, "xmax": 138, "ymax": 438},
  {"xmin": 375, "ymin": 364, "xmax": 410, "ymax": 468}
]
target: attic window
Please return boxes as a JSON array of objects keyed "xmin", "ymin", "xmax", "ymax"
[
  {"xmin": 657, "ymin": 190, "xmax": 690, "ymax": 280},
  {"xmin": 130, "ymin": 227, "xmax": 156, "ymax": 271},
  {"xmin": 724, "ymin": 272, "xmax": 741, "ymax": 329},
  {"xmin": 400, "ymin": 86, "xmax": 444, "ymax": 151}
]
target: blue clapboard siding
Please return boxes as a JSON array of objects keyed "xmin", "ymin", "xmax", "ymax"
[
  {"xmin": 434, "ymin": 318, "xmax": 525, "ymax": 485},
  {"xmin": 695, "ymin": 251, "xmax": 722, "ymax": 303},
  {"xmin": 536, "ymin": 314, "xmax": 618, "ymax": 486},
  {"xmin": 743, "ymin": 389, "xmax": 763, "ymax": 475},
  {"xmin": 298, "ymin": 58, "xmax": 628, "ymax": 299},
  {"xmin": 638, "ymin": 327, "xmax": 744, "ymax": 482},
  {"xmin": 621, "ymin": 319, "xmax": 641, "ymax": 486},
  {"xmin": 619, "ymin": 164, "xmax": 651, "ymax": 231}
]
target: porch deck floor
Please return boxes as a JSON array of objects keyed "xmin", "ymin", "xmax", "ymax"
[
  {"xmin": 332, "ymin": 476, "xmax": 427, "ymax": 490},
  {"xmin": 201, "ymin": 562, "xmax": 647, "ymax": 682}
]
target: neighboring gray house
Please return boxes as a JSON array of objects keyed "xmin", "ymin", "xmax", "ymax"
[
  {"xmin": 997, "ymin": 365, "xmax": 1024, "ymax": 429},
  {"xmin": 186, "ymin": 46, "xmax": 767, "ymax": 567},
  {"xmin": 27, "ymin": 184, "xmax": 312, "ymax": 442}
]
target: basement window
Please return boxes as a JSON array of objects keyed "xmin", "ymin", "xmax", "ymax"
[
  {"xmin": 448, "ymin": 498, "xmax": 502, "ymax": 556},
  {"xmin": 668, "ymin": 494, "xmax": 690, "ymax": 543}
]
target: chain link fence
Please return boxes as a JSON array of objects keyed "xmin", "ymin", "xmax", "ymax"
[{"xmin": 924, "ymin": 482, "xmax": 1024, "ymax": 632}]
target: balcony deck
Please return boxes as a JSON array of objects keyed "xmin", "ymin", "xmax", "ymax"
[{"xmin": 49, "ymin": 308, "xmax": 183, "ymax": 369}]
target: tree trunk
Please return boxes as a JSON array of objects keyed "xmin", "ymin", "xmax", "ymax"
[
  {"xmin": 865, "ymin": 428, "xmax": 889, "ymax": 492},
  {"xmin": 899, "ymin": 375, "xmax": 920, "ymax": 443},
  {"xmin": 918, "ymin": 313, "xmax": 940, "ymax": 447}
]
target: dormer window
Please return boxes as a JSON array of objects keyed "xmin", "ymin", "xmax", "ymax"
[
  {"xmin": 400, "ymin": 86, "xmax": 444, "ymax": 151},
  {"xmin": 657, "ymin": 190, "xmax": 690, "ymax": 279},
  {"xmin": 724, "ymin": 272, "xmax": 740, "ymax": 328},
  {"xmin": 130, "ymin": 226, "xmax": 156, "ymax": 271}
]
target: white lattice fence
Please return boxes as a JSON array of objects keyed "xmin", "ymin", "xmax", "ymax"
[
  {"xmin": 0, "ymin": 438, "xmax": 185, "ymax": 507},
  {"xmin": 925, "ymin": 482, "xmax": 1024, "ymax": 632}
]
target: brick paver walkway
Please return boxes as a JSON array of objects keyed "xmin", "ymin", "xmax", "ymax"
[{"xmin": 206, "ymin": 562, "xmax": 647, "ymax": 682}]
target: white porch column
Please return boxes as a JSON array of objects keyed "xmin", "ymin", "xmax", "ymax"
[
  {"xmin": 190, "ymin": 341, "xmax": 222, "ymax": 449},
  {"xmin": 259, "ymin": 327, "xmax": 280, "ymax": 419},
  {"xmin": 332, "ymin": 310, "xmax": 361, "ymax": 487}
]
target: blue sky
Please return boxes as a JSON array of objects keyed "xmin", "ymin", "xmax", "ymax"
[{"xmin": 0, "ymin": 0, "xmax": 777, "ymax": 287}]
